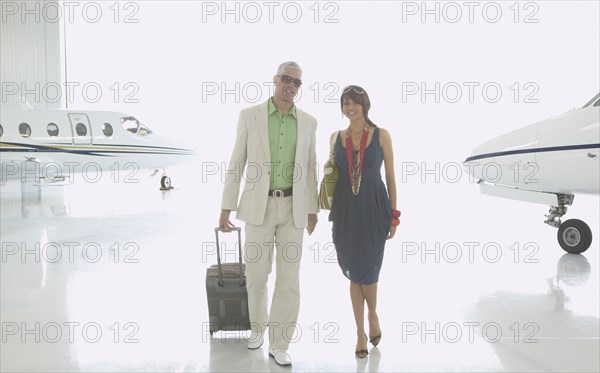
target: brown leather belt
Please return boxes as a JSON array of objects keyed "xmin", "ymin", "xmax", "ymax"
[{"xmin": 268, "ymin": 188, "xmax": 293, "ymax": 198}]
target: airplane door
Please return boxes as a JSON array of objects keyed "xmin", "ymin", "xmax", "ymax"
[{"xmin": 68, "ymin": 113, "xmax": 93, "ymax": 145}]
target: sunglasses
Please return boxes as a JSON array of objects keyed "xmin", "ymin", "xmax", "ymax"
[
  {"xmin": 343, "ymin": 86, "xmax": 366, "ymax": 94},
  {"xmin": 279, "ymin": 74, "xmax": 303, "ymax": 87}
]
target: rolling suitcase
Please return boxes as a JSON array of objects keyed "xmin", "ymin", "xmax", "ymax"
[{"xmin": 206, "ymin": 227, "xmax": 251, "ymax": 336}]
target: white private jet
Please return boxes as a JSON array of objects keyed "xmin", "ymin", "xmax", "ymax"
[
  {"xmin": 0, "ymin": 109, "xmax": 195, "ymax": 189},
  {"xmin": 464, "ymin": 93, "xmax": 600, "ymax": 254}
]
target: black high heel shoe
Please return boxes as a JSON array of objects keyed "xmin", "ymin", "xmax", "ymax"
[
  {"xmin": 369, "ymin": 332, "xmax": 381, "ymax": 347},
  {"xmin": 355, "ymin": 333, "xmax": 369, "ymax": 359},
  {"xmin": 369, "ymin": 315, "xmax": 382, "ymax": 347}
]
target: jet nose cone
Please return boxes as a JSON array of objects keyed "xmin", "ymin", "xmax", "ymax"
[{"xmin": 462, "ymin": 153, "xmax": 482, "ymax": 182}]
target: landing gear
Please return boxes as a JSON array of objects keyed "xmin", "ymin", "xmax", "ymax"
[
  {"xmin": 557, "ymin": 219, "xmax": 593, "ymax": 254},
  {"xmin": 160, "ymin": 175, "xmax": 173, "ymax": 191},
  {"xmin": 544, "ymin": 194, "xmax": 573, "ymax": 228},
  {"xmin": 150, "ymin": 169, "xmax": 173, "ymax": 190},
  {"xmin": 544, "ymin": 194, "xmax": 592, "ymax": 254},
  {"xmin": 152, "ymin": 169, "xmax": 174, "ymax": 190}
]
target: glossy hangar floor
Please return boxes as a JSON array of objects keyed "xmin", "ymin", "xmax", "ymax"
[{"xmin": 1, "ymin": 165, "xmax": 599, "ymax": 372}]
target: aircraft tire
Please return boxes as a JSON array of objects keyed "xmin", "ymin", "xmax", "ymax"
[
  {"xmin": 557, "ymin": 219, "xmax": 592, "ymax": 254},
  {"xmin": 161, "ymin": 176, "xmax": 172, "ymax": 189}
]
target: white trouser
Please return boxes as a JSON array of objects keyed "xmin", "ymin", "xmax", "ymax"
[{"xmin": 244, "ymin": 196, "xmax": 303, "ymax": 350}]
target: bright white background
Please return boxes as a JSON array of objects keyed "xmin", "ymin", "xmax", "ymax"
[
  {"xmin": 61, "ymin": 0, "xmax": 599, "ymax": 246},
  {"xmin": 3, "ymin": 1, "xmax": 598, "ymax": 371}
]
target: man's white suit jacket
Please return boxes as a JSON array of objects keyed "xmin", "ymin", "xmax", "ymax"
[{"xmin": 221, "ymin": 100, "xmax": 319, "ymax": 228}]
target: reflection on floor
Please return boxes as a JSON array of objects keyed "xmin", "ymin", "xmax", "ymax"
[{"xmin": 1, "ymin": 176, "xmax": 599, "ymax": 372}]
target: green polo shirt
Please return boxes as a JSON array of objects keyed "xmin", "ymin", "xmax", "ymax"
[{"xmin": 268, "ymin": 98, "xmax": 297, "ymax": 190}]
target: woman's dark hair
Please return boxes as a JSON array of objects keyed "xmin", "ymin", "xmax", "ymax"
[{"xmin": 340, "ymin": 85, "xmax": 377, "ymax": 127}]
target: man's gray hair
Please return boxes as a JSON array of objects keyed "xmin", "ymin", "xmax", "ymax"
[{"xmin": 276, "ymin": 61, "xmax": 302, "ymax": 76}]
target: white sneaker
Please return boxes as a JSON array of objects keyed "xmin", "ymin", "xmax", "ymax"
[
  {"xmin": 269, "ymin": 347, "xmax": 292, "ymax": 366},
  {"xmin": 247, "ymin": 330, "xmax": 263, "ymax": 350}
]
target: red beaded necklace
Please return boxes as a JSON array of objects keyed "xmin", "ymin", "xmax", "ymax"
[{"xmin": 345, "ymin": 129, "xmax": 369, "ymax": 195}]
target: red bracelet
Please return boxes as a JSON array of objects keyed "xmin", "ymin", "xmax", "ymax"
[{"xmin": 390, "ymin": 209, "xmax": 401, "ymax": 227}]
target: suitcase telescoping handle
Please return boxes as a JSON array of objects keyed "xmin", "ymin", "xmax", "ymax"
[{"xmin": 214, "ymin": 227, "xmax": 244, "ymax": 287}]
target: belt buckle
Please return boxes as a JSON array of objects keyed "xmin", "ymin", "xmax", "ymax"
[{"xmin": 272, "ymin": 189, "xmax": 284, "ymax": 198}]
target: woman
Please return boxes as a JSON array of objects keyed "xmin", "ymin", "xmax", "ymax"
[{"xmin": 328, "ymin": 85, "xmax": 399, "ymax": 358}]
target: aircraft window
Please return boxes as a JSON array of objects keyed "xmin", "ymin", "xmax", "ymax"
[
  {"xmin": 121, "ymin": 117, "xmax": 139, "ymax": 133},
  {"xmin": 75, "ymin": 122, "xmax": 87, "ymax": 136},
  {"xmin": 47, "ymin": 123, "xmax": 59, "ymax": 136},
  {"xmin": 0, "ymin": 124, "xmax": 3, "ymax": 137},
  {"xmin": 138, "ymin": 123, "xmax": 152, "ymax": 135},
  {"xmin": 19, "ymin": 123, "xmax": 31, "ymax": 138},
  {"xmin": 103, "ymin": 123, "xmax": 113, "ymax": 137}
]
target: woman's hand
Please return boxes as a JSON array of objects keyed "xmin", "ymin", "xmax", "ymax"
[{"xmin": 387, "ymin": 225, "xmax": 397, "ymax": 239}]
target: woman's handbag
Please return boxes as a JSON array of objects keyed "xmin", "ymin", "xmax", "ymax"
[{"xmin": 319, "ymin": 131, "xmax": 340, "ymax": 210}]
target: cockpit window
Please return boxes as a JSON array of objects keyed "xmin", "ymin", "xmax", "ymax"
[
  {"xmin": 138, "ymin": 124, "xmax": 151, "ymax": 135},
  {"xmin": 582, "ymin": 93, "xmax": 600, "ymax": 108},
  {"xmin": 121, "ymin": 117, "xmax": 138, "ymax": 133},
  {"xmin": 0, "ymin": 124, "xmax": 3, "ymax": 137},
  {"xmin": 121, "ymin": 116, "xmax": 153, "ymax": 135}
]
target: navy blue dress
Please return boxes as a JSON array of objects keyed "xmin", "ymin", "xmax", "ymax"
[{"xmin": 328, "ymin": 127, "xmax": 392, "ymax": 285}]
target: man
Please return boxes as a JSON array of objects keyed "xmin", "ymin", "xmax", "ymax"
[{"xmin": 218, "ymin": 61, "xmax": 319, "ymax": 366}]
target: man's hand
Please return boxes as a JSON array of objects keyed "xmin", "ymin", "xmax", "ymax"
[
  {"xmin": 307, "ymin": 213, "xmax": 318, "ymax": 235},
  {"xmin": 219, "ymin": 209, "xmax": 235, "ymax": 232}
]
